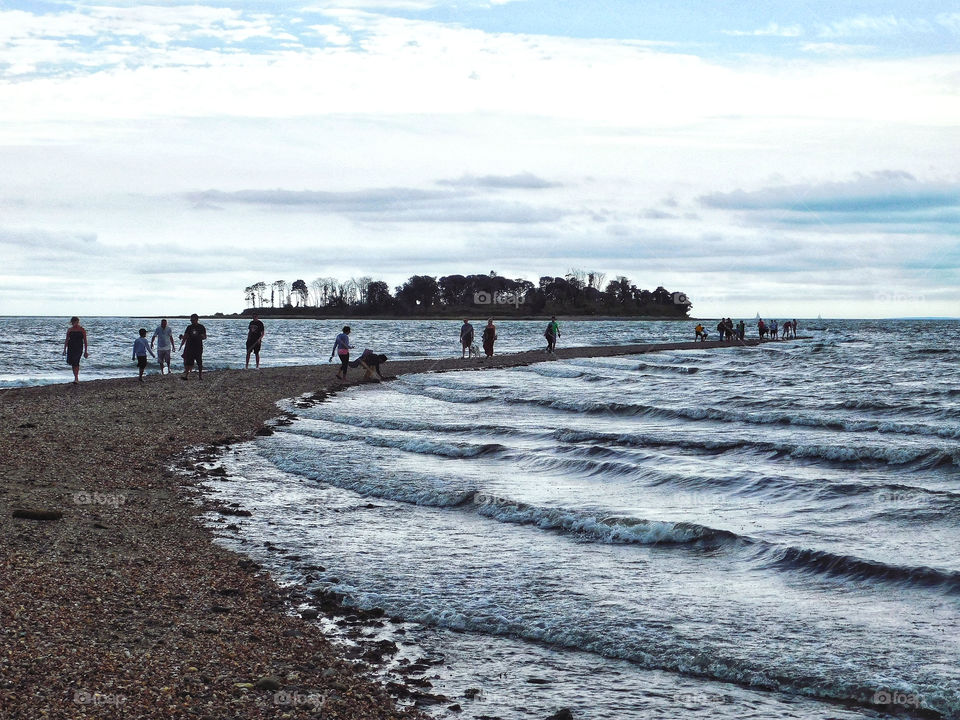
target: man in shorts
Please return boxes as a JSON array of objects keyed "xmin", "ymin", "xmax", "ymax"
[
  {"xmin": 460, "ymin": 319, "xmax": 475, "ymax": 358},
  {"xmin": 180, "ymin": 314, "xmax": 207, "ymax": 380},
  {"xmin": 151, "ymin": 318, "xmax": 175, "ymax": 375},
  {"xmin": 245, "ymin": 314, "xmax": 265, "ymax": 369}
]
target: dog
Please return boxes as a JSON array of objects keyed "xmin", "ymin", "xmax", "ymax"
[
  {"xmin": 348, "ymin": 350, "xmax": 388, "ymax": 380},
  {"xmin": 468, "ymin": 343, "xmax": 481, "ymax": 358}
]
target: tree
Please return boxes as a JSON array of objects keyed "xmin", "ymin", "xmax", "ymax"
[
  {"xmin": 365, "ymin": 280, "xmax": 393, "ymax": 310},
  {"xmin": 438, "ymin": 274, "xmax": 469, "ymax": 306},
  {"xmin": 291, "ymin": 279, "xmax": 308, "ymax": 307},
  {"xmin": 272, "ymin": 280, "xmax": 288, "ymax": 308},
  {"xmin": 395, "ymin": 275, "xmax": 439, "ymax": 310},
  {"xmin": 311, "ymin": 277, "xmax": 337, "ymax": 307},
  {"xmin": 587, "ymin": 271, "xmax": 606, "ymax": 290},
  {"xmin": 605, "ymin": 276, "xmax": 633, "ymax": 304},
  {"xmin": 652, "ymin": 286, "xmax": 672, "ymax": 304},
  {"xmin": 250, "ymin": 281, "xmax": 267, "ymax": 307},
  {"xmin": 353, "ymin": 276, "xmax": 373, "ymax": 305}
]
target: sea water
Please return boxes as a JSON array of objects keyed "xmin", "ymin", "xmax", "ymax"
[{"xmin": 194, "ymin": 319, "xmax": 959, "ymax": 719}]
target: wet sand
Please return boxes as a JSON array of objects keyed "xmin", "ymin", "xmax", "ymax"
[{"xmin": 0, "ymin": 337, "xmax": 789, "ymax": 718}]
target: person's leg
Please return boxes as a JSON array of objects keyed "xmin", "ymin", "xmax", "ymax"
[
  {"xmin": 254, "ymin": 349, "xmax": 260, "ymax": 369},
  {"xmin": 197, "ymin": 357, "xmax": 203, "ymax": 380},
  {"xmin": 245, "ymin": 349, "xmax": 251, "ymax": 369},
  {"xmin": 72, "ymin": 364, "xmax": 80, "ymax": 383},
  {"xmin": 340, "ymin": 354, "xmax": 349, "ymax": 379}
]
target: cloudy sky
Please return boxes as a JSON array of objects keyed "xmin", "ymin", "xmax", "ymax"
[{"xmin": 2, "ymin": 0, "xmax": 958, "ymax": 318}]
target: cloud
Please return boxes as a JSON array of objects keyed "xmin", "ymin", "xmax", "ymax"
[
  {"xmin": 0, "ymin": 228, "xmax": 99, "ymax": 251},
  {"xmin": 818, "ymin": 15, "xmax": 934, "ymax": 39},
  {"xmin": 699, "ymin": 172, "xmax": 960, "ymax": 216},
  {"xmin": 183, "ymin": 187, "xmax": 567, "ymax": 223},
  {"xmin": 642, "ymin": 209, "xmax": 677, "ymax": 220},
  {"xmin": 723, "ymin": 22, "xmax": 803, "ymax": 38},
  {"xmin": 937, "ymin": 13, "xmax": 960, "ymax": 34},
  {"xmin": 800, "ymin": 42, "xmax": 875, "ymax": 56},
  {"xmin": 437, "ymin": 172, "xmax": 562, "ymax": 189}
]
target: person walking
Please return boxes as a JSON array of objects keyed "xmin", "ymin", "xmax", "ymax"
[
  {"xmin": 544, "ymin": 316, "xmax": 561, "ymax": 353},
  {"xmin": 150, "ymin": 318, "xmax": 175, "ymax": 375},
  {"xmin": 460, "ymin": 319, "xmax": 475, "ymax": 358},
  {"xmin": 132, "ymin": 328, "xmax": 156, "ymax": 382},
  {"xmin": 179, "ymin": 314, "xmax": 207, "ymax": 380},
  {"xmin": 245, "ymin": 314, "xmax": 265, "ymax": 369},
  {"xmin": 63, "ymin": 316, "xmax": 88, "ymax": 384},
  {"xmin": 481, "ymin": 318, "xmax": 497, "ymax": 358},
  {"xmin": 330, "ymin": 326, "xmax": 353, "ymax": 380}
]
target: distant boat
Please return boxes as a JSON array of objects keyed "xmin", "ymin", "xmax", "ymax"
[
  {"xmin": 817, "ymin": 314, "xmax": 822, "ymax": 320},
  {"xmin": 755, "ymin": 312, "xmax": 761, "ymax": 319}
]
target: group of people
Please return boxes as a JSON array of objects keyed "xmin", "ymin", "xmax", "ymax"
[
  {"xmin": 758, "ymin": 318, "xmax": 798, "ymax": 339},
  {"xmin": 693, "ymin": 318, "xmax": 798, "ymax": 342},
  {"xmin": 64, "ymin": 314, "xmax": 234, "ymax": 383},
  {"xmin": 63, "ymin": 314, "xmax": 566, "ymax": 384},
  {"xmin": 459, "ymin": 316, "xmax": 561, "ymax": 358}
]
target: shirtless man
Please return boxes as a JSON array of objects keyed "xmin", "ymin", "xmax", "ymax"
[{"xmin": 245, "ymin": 314, "xmax": 265, "ymax": 369}]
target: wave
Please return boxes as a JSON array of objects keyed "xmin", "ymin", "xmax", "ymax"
[
  {"xmin": 393, "ymin": 384, "xmax": 960, "ymax": 440},
  {"xmin": 469, "ymin": 497, "xmax": 960, "ymax": 592},
  {"xmin": 553, "ymin": 428, "xmax": 959, "ymax": 468},
  {"xmin": 295, "ymin": 412, "xmax": 522, "ymax": 438},
  {"xmin": 277, "ymin": 425, "xmax": 509, "ymax": 459},
  {"xmin": 386, "ymin": 602, "xmax": 957, "ymax": 719},
  {"xmin": 467, "ymin": 496, "xmax": 739, "ymax": 546},
  {"xmin": 634, "ymin": 362, "xmax": 700, "ymax": 374},
  {"xmin": 515, "ymin": 365, "xmax": 593, "ymax": 379},
  {"xmin": 910, "ymin": 347, "xmax": 952, "ymax": 355},
  {"xmin": 756, "ymin": 545, "xmax": 960, "ymax": 593},
  {"xmin": 259, "ymin": 444, "xmax": 960, "ymax": 598}
]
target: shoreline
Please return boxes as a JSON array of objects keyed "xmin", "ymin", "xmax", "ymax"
[{"xmin": 0, "ymin": 338, "xmax": 796, "ymax": 718}]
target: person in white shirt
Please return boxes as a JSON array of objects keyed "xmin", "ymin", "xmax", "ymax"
[{"xmin": 150, "ymin": 318, "xmax": 175, "ymax": 375}]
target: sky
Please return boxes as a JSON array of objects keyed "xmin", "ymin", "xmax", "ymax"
[{"xmin": 1, "ymin": 0, "xmax": 958, "ymax": 318}]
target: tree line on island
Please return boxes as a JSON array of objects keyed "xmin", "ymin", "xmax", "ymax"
[{"xmin": 241, "ymin": 270, "xmax": 692, "ymax": 317}]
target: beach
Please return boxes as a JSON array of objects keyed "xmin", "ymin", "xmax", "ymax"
[{"xmin": 0, "ymin": 338, "xmax": 770, "ymax": 719}]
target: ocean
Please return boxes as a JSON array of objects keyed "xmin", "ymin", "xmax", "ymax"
[{"xmin": 6, "ymin": 317, "xmax": 959, "ymax": 718}]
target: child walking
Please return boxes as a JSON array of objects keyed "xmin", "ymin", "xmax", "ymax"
[{"xmin": 133, "ymin": 328, "xmax": 156, "ymax": 382}]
